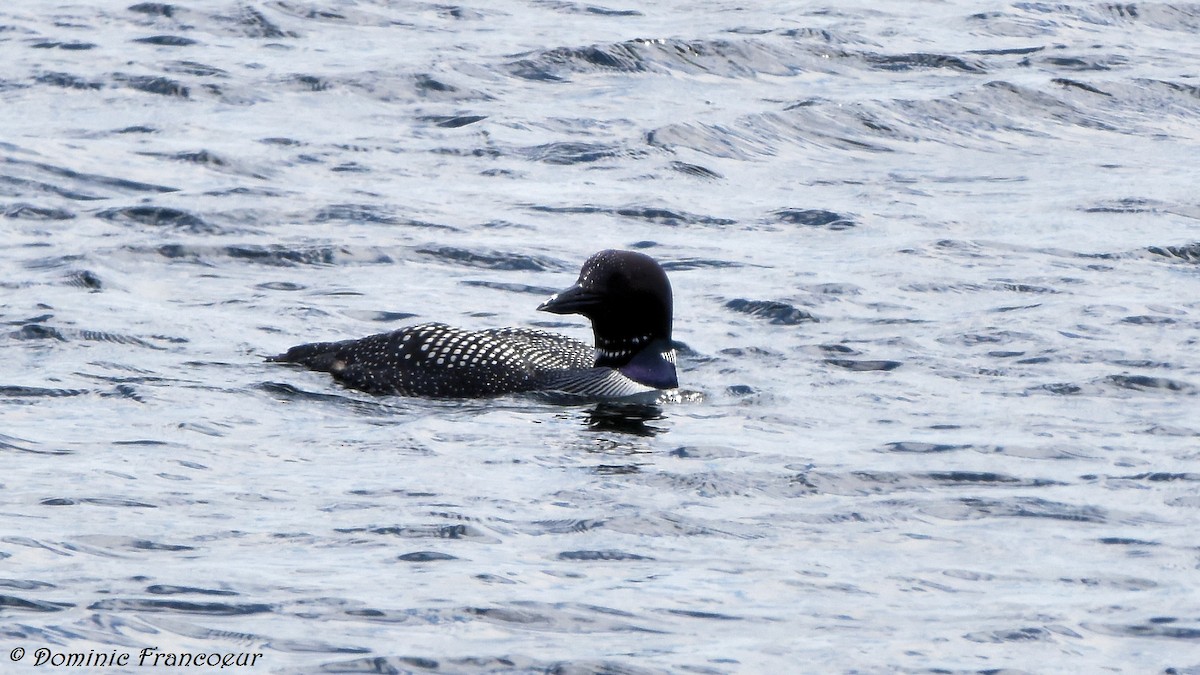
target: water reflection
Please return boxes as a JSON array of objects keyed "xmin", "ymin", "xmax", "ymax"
[{"xmin": 582, "ymin": 402, "xmax": 667, "ymax": 437}]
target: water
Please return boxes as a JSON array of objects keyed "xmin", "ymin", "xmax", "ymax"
[{"xmin": 3, "ymin": 1, "xmax": 1199, "ymax": 672}]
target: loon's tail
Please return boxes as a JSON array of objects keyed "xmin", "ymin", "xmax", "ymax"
[{"xmin": 266, "ymin": 340, "xmax": 346, "ymax": 373}]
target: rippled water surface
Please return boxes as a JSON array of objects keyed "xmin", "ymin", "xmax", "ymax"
[{"xmin": 3, "ymin": 1, "xmax": 1200, "ymax": 672}]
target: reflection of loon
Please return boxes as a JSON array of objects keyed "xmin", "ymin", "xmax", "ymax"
[{"xmin": 270, "ymin": 250, "xmax": 677, "ymax": 399}]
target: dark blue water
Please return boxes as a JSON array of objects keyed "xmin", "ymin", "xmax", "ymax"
[{"xmin": 2, "ymin": 2, "xmax": 1199, "ymax": 672}]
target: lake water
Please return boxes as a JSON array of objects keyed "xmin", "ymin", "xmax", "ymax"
[{"xmin": 2, "ymin": 1, "xmax": 1199, "ymax": 672}]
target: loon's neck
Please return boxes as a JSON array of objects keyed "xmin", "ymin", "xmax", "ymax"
[
  {"xmin": 594, "ymin": 336, "xmax": 677, "ymax": 389},
  {"xmin": 594, "ymin": 333, "xmax": 657, "ymax": 368}
]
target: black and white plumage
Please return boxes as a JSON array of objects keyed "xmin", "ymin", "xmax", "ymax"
[{"xmin": 269, "ymin": 249, "xmax": 678, "ymax": 399}]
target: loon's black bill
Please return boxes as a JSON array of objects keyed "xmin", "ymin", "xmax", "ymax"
[{"xmin": 538, "ymin": 283, "xmax": 601, "ymax": 315}]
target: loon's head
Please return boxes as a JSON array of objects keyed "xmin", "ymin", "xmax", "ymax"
[{"xmin": 539, "ymin": 250, "xmax": 675, "ymax": 384}]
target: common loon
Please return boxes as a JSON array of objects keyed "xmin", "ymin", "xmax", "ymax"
[{"xmin": 270, "ymin": 249, "xmax": 677, "ymax": 399}]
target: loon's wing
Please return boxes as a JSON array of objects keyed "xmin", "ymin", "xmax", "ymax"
[
  {"xmin": 271, "ymin": 323, "xmax": 537, "ymax": 397},
  {"xmin": 482, "ymin": 327, "xmax": 593, "ymax": 369},
  {"xmin": 271, "ymin": 324, "xmax": 655, "ymax": 399}
]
